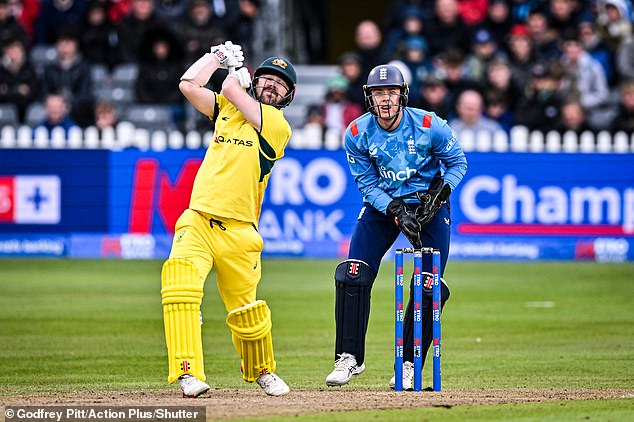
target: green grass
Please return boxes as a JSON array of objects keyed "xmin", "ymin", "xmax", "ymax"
[{"xmin": 0, "ymin": 259, "xmax": 633, "ymax": 420}]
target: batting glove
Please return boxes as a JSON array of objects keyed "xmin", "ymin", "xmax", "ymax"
[
  {"xmin": 210, "ymin": 41, "xmax": 244, "ymax": 70},
  {"xmin": 226, "ymin": 67, "xmax": 252, "ymax": 89}
]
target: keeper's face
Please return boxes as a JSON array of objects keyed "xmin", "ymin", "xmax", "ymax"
[
  {"xmin": 253, "ymin": 74, "xmax": 290, "ymax": 106},
  {"xmin": 369, "ymin": 87, "xmax": 402, "ymax": 120}
]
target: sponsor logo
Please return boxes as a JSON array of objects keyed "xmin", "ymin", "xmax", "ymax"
[
  {"xmin": 348, "ymin": 262, "xmax": 359, "ymax": 275},
  {"xmin": 0, "ymin": 175, "xmax": 61, "ymax": 224},
  {"xmin": 459, "ymin": 175, "xmax": 634, "ymax": 235},
  {"xmin": 214, "ymin": 135, "xmax": 253, "ymax": 147},
  {"xmin": 378, "ymin": 166, "xmax": 417, "ymax": 182},
  {"xmin": 445, "ymin": 137, "xmax": 456, "ymax": 151},
  {"xmin": 424, "ymin": 274, "xmax": 433, "ymax": 289},
  {"xmin": 180, "ymin": 361, "xmax": 190, "ymax": 372}
]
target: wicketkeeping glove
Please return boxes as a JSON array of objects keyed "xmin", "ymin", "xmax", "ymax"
[
  {"xmin": 210, "ymin": 41, "xmax": 244, "ymax": 70},
  {"xmin": 386, "ymin": 199, "xmax": 421, "ymax": 247},
  {"xmin": 227, "ymin": 67, "xmax": 251, "ymax": 89},
  {"xmin": 415, "ymin": 176, "xmax": 452, "ymax": 227}
]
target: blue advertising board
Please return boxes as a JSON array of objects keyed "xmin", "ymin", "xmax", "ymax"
[{"xmin": 1, "ymin": 149, "xmax": 632, "ymax": 261}]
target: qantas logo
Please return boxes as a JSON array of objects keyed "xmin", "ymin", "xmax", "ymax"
[{"xmin": 214, "ymin": 135, "xmax": 253, "ymax": 147}]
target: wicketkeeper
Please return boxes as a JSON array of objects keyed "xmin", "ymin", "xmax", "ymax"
[
  {"xmin": 161, "ymin": 41, "xmax": 297, "ymax": 397},
  {"xmin": 325, "ymin": 64, "xmax": 468, "ymax": 389}
]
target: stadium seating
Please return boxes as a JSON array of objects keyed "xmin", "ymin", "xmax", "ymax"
[{"xmin": 0, "ymin": 103, "xmax": 18, "ymax": 127}]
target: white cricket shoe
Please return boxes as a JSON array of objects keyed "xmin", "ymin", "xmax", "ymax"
[
  {"xmin": 389, "ymin": 361, "xmax": 414, "ymax": 390},
  {"xmin": 325, "ymin": 353, "xmax": 365, "ymax": 386},
  {"xmin": 256, "ymin": 372, "xmax": 290, "ymax": 396},
  {"xmin": 179, "ymin": 374, "xmax": 210, "ymax": 398}
]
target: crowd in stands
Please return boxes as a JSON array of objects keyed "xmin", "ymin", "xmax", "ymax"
[
  {"xmin": 0, "ymin": 0, "xmax": 260, "ymax": 134},
  {"xmin": 311, "ymin": 0, "xmax": 634, "ymax": 143},
  {"xmin": 0, "ymin": 0, "xmax": 633, "ymax": 146}
]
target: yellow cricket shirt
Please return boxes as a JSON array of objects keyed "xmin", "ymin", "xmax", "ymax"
[{"xmin": 189, "ymin": 94, "xmax": 291, "ymax": 226}]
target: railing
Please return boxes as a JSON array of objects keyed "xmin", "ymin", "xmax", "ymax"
[{"xmin": 1, "ymin": 123, "xmax": 633, "ymax": 153}]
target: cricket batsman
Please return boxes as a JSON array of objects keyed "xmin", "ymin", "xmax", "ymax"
[{"xmin": 161, "ymin": 41, "xmax": 296, "ymax": 397}]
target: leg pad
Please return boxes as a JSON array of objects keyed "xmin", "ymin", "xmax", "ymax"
[
  {"xmin": 334, "ymin": 259, "xmax": 376, "ymax": 365},
  {"xmin": 226, "ymin": 300, "xmax": 276, "ymax": 382},
  {"xmin": 161, "ymin": 258, "xmax": 205, "ymax": 383}
]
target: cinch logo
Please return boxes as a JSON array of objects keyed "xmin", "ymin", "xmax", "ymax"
[
  {"xmin": 379, "ymin": 166, "xmax": 417, "ymax": 181},
  {"xmin": 0, "ymin": 175, "xmax": 61, "ymax": 224}
]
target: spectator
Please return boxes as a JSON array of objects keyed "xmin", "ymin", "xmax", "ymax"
[
  {"xmin": 481, "ymin": 0, "xmax": 513, "ymax": 48},
  {"xmin": 578, "ymin": 13, "xmax": 615, "ymax": 85},
  {"xmin": 483, "ymin": 56, "xmax": 522, "ymax": 112},
  {"xmin": 457, "ymin": 0, "xmax": 488, "ymax": 27},
  {"xmin": 449, "ymin": 89, "xmax": 503, "ymax": 136},
  {"xmin": 397, "ymin": 36, "xmax": 433, "ymax": 101},
  {"xmin": 383, "ymin": 5, "xmax": 426, "ymax": 58},
  {"xmin": 0, "ymin": 36, "xmax": 37, "ymax": 122},
  {"xmin": 12, "ymin": 0, "xmax": 40, "ymax": 44},
  {"xmin": 506, "ymin": 23, "xmax": 537, "ymax": 89},
  {"xmin": 616, "ymin": 34, "xmax": 634, "ymax": 81},
  {"xmin": 514, "ymin": 62, "xmax": 563, "ymax": 132},
  {"xmin": 425, "ymin": 0, "xmax": 470, "ymax": 57},
  {"xmin": 233, "ymin": 0, "xmax": 260, "ymax": 58},
  {"xmin": 555, "ymin": 97, "xmax": 593, "ymax": 134},
  {"xmin": 547, "ymin": 0, "xmax": 583, "ymax": 37},
  {"xmin": 596, "ymin": 0, "xmax": 633, "ymax": 54},
  {"xmin": 154, "ymin": 0, "xmax": 187, "ymax": 21},
  {"xmin": 410, "ymin": 73, "xmax": 452, "ymax": 119},
  {"xmin": 0, "ymin": 0, "xmax": 28, "ymax": 48},
  {"xmin": 135, "ymin": 26, "xmax": 183, "ymax": 104},
  {"xmin": 435, "ymin": 47, "xmax": 481, "ymax": 119},
  {"xmin": 559, "ymin": 29, "xmax": 611, "ymax": 129},
  {"xmin": 35, "ymin": 93, "xmax": 78, "ymax": 136},
  {"xmin": 80, "ymin": 0, "xmax": 120, "ymax": 70},
  {"xmin": 301, "ymin": 103, "xmax": 325, "ymax": 146},
  {"xmin": 382, "ymin": 0, "xmax": 434, "ymax": 36},
  {"xmin": 609, "ymin": 79, "xmax": 634, "ymax": 133},
  {"xmin": 320, "ymin": 75, "xmax": 363, "ymax": 136},
  {"xmin": 41, "ymin": 28, "xmax": 93, "ymax": 126},
  {"xmin": 94, "ymin": 100, "xmax": 118, "ymax": 130},
  {"xmin": 465, "ymin": 28, "xmax": 502, "ymax": 84},
  {"xmin": 208, "ymin": 0, "xmax": 241, "ymax": 35},
  {"xmin": 526, "ymin": 7, "xmax": 561, "ymax": 60},
  {"xmin": 117, "ymin": 0, "xmax": 165, "ymax": 63},
  {"xmin": 107, "ymin": 0, "xmax": 132, "ymax": 24},
  {"xmin": 352, "ymin": 20, "xmax": 388, "ymax": 80},
  {"xmin": 35, "ymin": 0, "xmax": 86, "ymax": 45},
  {"xmin": 173, "ymin": 0, "xmax": 227, "ymax": 65},
  {"xmin": 484, "ymin": 89, "xmax": 514, "ymax": 133},
  {"xmin": 338, "ymin": 51, "xmax": 365, "ymax": 109},
  {"xmin": 297, "ymin": 0, "xmax": 327, "ymax": 64}
]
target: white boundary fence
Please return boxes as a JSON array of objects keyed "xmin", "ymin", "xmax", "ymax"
[{"xmin": 1, "ymin": 123, "xmax": 633, "ymax": 153}]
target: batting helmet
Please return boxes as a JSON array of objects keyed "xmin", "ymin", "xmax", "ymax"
[
  {"xmin": 363, "ymin": 64, "xmax": 409, "ymax": 115},
  {"xmin": 251, "ymin": 57, "xmax": 296, "ymax": 108}
]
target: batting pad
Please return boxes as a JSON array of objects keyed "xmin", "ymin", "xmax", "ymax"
[
  {"xmin": 226, "ymin": 300, "xmax": 276, "ymax": 382},
  {"xmin": 161, "ymin": 258, "xmax": 205, "ymax": 383}
]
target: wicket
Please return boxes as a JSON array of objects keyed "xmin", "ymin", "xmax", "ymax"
[{"xmin": 394, "ymin": 247, "xmax": 441, "ymax": 392}]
